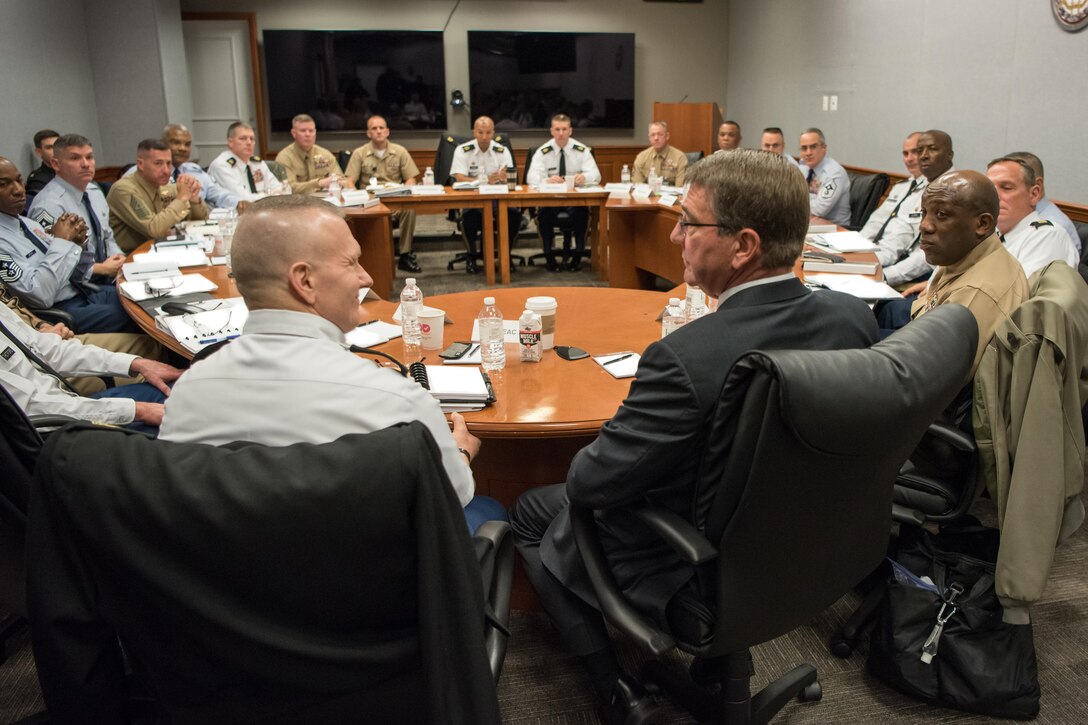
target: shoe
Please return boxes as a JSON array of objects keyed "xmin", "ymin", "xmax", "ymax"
[
  {"xmin": 545, "ymin": 257, "xmax": 560, "ymax": 272},
  {"xmin": 465, "ymin": 258, "xmax": 480, "ymax": 274},
  {"xmin": 599, "ymin": 675, "xmax": 662, "ymax": 725},
  {"xmin": 566, "ymin": 258, "xmax": 582, "ymax": 272},
  {"xmin": 398, "ymin": 253, "xmax": 422, "ymax": 273}
]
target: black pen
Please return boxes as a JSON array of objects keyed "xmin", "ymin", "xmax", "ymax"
[
  {"xmin": 356, "ymin": 319, "xmax": 379, "ymax": 327},
  {"xmin": 603, "ymin": 353, "xmax": 633, "ymax": 366},
  {"xmin": 468, "ymin": 344, "xmax": 479, "ymax": 356}
]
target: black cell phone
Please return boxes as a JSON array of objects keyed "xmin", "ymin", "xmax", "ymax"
[{"xmin": 439, "ymin": 342, "xmax": 473, "ymax": 360}]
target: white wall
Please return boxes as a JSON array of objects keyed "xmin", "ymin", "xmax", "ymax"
[
  {"xmin": 726, "ymin": 0, "xmax": 1088, "ymax": 202},
  {"xmin": 156, "ymin": 0, "xmax": 195, "ymax": 132},
  {"xmin": 179, "ymin": 0, "xmax": 732, "ymax": 150},
  {"xmin": 0, "ymin": 0, "xmax": 103, "ymax": 174}
]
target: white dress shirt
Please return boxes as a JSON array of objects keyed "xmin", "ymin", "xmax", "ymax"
[
  {"xmin": 1003, "ymin": 210, "xmax": 1079, "ymax": 277},
  {"xmin": 160, "ymin": 309, "xmax": 475, "ymax": 507},
  {"xmin": 526, "ymin": 138, "xmax": 601, "ymax": 187},
  {"xmin": 207, "ymin": 151, "xmax": 287, "ymax": 202},
  {"xmin": 0, "ymin": 303, "xmax": 137, "ymax": 423}
]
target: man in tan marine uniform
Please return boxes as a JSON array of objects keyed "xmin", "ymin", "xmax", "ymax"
[
  {"xmin": 344, "ymin": 115, "xmax": 421, "ymax": 272},
  {"xmin": 275, "ymin": 114, "xmax": 351, "ymax": 195},
  {"xmin": 631, "ymin": 121, "xmax": 688, "ymax": 186},
  {"xmin": 107, "ymin": 138, "xmax": 209, "ymax": 253}
]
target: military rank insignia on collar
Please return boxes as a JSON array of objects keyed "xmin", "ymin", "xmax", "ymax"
[
  {"xmin": 462, "ymin": 143, "xmax": 475, "ymax": 152},
  {"xmin": 1030, "ymin": 219, "xmax": 1053, "ymax": 229},
  {"xmin": 540, "ymin": 146, "xmax": 552, "ymax": 155},
  {"xmin": 573, "ymin": 144, "xmax": 586, "ymax": 152},
  {"xmin": 226, "ymin": 157, "xmax": 237, "ymax": 167},
  {"xmin": 252, "ymin": 155, "xmax": 263, "ymax": 162},
  {"xmin": 492, "ymin": 142, "xmax": 505, "ymax": 153}
]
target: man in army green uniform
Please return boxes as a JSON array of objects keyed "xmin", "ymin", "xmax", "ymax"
[
  {"xmin": 345, "ymin": 115, "xmax": 422, "ymax": 272},
  {"xmin": 631, "ymin": 121, "xmax": 688, "ymax": 186},
  {"xmin": 107, "ymin": 139, "xmax": 209, "ymax": 253},
  {"xmin": 276, "ymin": 114, "xmax": 350, "ymax": 195}
]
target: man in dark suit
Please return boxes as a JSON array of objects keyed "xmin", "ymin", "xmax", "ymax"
[{"xmin": 510, "ymin": 149, "xmax": 879, "ymax": 723}]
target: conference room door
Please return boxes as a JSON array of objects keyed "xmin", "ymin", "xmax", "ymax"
[{"xmin": 182, "ymin": 19, "xmax": 258, "ymax": 167}]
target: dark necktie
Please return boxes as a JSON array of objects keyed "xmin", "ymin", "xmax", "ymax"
[
  {"xmin": 172, "ymin": 166, "xmax": 180, "ymax": 183},
  {"xmin": 0, "ymin": 317, "xmax": 78, "ymax": 394},
  {"xmin": 872, "ymin": 179, "xmax": 919, "ymax": 244},
  {"xmin": 19, "ymin": 219, "xmax": 49, "ymax": 254},
  {"xmin": 245, "ymin": 165, "xmax": 257, "ymax": 193},
  {"xmin": 81, "ymin": 192, "xmax": 106, "ymax": 262},
  {"xmin": 558, "ymin": 148, "xmax": 567, "ymax": 178}
]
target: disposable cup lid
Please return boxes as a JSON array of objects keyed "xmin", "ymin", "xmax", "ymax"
[{"xmin": 525, "ymin": 296, "xmax": 557, "ymax": 310}]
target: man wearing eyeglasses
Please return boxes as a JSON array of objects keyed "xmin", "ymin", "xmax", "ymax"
[
  {"xmin": 798, "ymin": 127, "xmax": 851, "ymax": 226},
  {"xmin": 510, "ymin": 150, "xmax": 878, "ymax": 723}
]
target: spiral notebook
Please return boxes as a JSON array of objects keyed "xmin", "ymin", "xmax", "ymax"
[
  {"xmin": 408, "ymin": 363, "xmax": 495, "ymax": 410},
  {"xmin": 157, "ymin": 303, "xmax": 248, "ymax": 354}
]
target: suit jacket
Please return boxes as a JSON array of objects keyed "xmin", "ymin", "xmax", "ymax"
[{"xmin": 540, "ymin": 277, "xmax": 879, "ymax": 626}]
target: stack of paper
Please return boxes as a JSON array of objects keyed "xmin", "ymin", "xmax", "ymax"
[
  {"xmin": 806, "ymin": 231, "xmax": 879, "ymax": 253},
  {"xmin": 156, "ymin": 300, "xmax": 248, "ymax": 353},
  {"xmin": 344, "ymin": 320, "xmax": 403, "ymax": 348},
  {"xmin": 119, "ymin": 273, "xmax": 218, "ymax": 302},
  {"xmin": 805, "ymin": 274, "xmax": 902, "ymax": 300}
]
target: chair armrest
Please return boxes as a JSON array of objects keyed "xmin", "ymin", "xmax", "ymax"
[
  {"xmin": 631, "ymin": 506, "xmax": 718, "ymax": 565},
  {"xmin": 926, "ymin": 420, "xmax": 977, "ymax": 453},
  {"xmin": 570, "ymin": 503, "xmax": 676, "ymax": 656},
  {"xmin": 891, "ymin": 503, "xmax": 927, "ymax": 526},
  {"xmin": 473, "ymin": 520, "xmax": 514, "ymax": 681},
  {"xmin": 28, "ymin": 307, "xmax": 75, "ymax": 326}
]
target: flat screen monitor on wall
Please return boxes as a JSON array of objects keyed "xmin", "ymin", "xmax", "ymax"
[
  {"xmin": 263, "ymin": 30, "xmax": 447, "ymax": 133},
  {"xmin": 467, "ymin": 31, "xmax": 635, "ymax": 130}
]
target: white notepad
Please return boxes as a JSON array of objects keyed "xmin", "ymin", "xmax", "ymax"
[{"xmin": 593, "ymin": 352, "xmax": 640, "ymax": 379}]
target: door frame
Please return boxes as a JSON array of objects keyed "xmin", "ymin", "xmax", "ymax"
[{"xmin": 181, "ymin": 11, "xmax": 267, "ymax": 155}]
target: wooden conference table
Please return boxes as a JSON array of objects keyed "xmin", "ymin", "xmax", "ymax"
[
  {"xmin": 117, "ymin": 257, "xmax": 667, "ymax": 504},
  {"xmin": 353, "ymin": 186, "xmax": 611, "ymax": 293}
]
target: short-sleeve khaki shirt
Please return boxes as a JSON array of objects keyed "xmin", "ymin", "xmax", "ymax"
[
  {"xmin": 344, "ymin": 142, "xmax": 419, "ymax": 186},
  {"xmin": 275, "ymin": 142, "xmax": 344, "ymax": 194},
  {"xmin": 631, "ymin": 145, "xmax": 688, "ymax": 186}
]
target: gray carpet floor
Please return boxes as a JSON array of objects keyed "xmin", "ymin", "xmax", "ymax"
[{"xmin": 2, "ymin": 220, "xmax": 1086, "ymax": 723}]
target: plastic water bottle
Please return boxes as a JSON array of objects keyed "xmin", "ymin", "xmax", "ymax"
[
  {"xmin": 478, "ymin": 296, "xmax": 506, "ymax": 372},
  {"xmin": 685, "ymin": 284, "xmax": 708, "ymax": 322},
  {"xmin": 661, "ymin": 297, "xmax": 685, "ymax": 338},
  {"xmin": 400, "ymin": 277, "xmax": 423, "ymax": 346},
  {"xmin": 621, "ymin": 164, "xmax": 631, "ymax": 184},
  {"xmin": 327, "ymin": 175, "xmax": 341, "ymax": 201},
  {"xmin": 519, "ymin": 309, "xmax": 542, "ymax": 362},
  {"xmin": 647, "ymin": 167, "xmax": 658, "ymax": 193},
  {"xmin": 423, "ymin": 166, "xmax": 435, "ymax": 186}
]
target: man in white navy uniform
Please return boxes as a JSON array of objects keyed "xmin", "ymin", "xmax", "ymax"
[
  {"xmin": 862, "ymin": 132, "xmax": 929, "ymax": 286},
  {"xmin": 449, "ymin": 116, "xmax": 521, "ymax": 275},
  {"xmin": 25, "ymin": 136, "xmax": 135, "ymax": 333},
  {"xmin": 1003, "ymin": 151, "xmax": 1080, "ymax": 254},
  {"xmin": 162, "ymin": 124, "xmax": 244, "ymax": 211},
  {"xmin": 207, "ymin": 122, "xmax": 288, "ymax": 202},
  {"xmin": 798, "ymin": 127, "xmax": 851, "ymax": 226},
  {"xmin": 159, "ymin": 195, "xmax": 505, "ymax": 533},
  {"xmin": 985, "ymin": 156, "xmax": 1078, "ymax": 277},
  {"xmin": 526, "ymin": 114, "xmax": 602, "ymax": 272}
]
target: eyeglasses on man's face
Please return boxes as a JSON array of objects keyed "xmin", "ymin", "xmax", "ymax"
[{"xmin": 676, "ymin": 218, "xmax": 727, "ymax": 237}]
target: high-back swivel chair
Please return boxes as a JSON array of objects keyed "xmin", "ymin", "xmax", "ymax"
[
  {"xmin": 29, "ymin": 422, "xmax": 509, "ymax": 725},
  {"xmin": 847, "ymin": 171, "xmax": 890, "ymax": 231},
  {"xmin": 571, "ymin": 304, "xmax": 977, "ymax": 724}
]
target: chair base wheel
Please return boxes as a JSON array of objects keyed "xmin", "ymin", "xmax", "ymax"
[
  {"xmin": 799, "ymin": 681, "xmax": 822, "ymax": 702},
  {"xmin": 829, "ymin": 636, "xmax": 856, "ymax": 659}
]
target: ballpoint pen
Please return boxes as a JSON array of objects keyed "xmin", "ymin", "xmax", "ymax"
[
  {"xmin": 468, "ymin": 344, "xmax": 479, "ymax": 356},
  {"xmin": 603, "ymin": 353, "xmax": 633, "ymax": 365},
  {"xmin": 356, "ymin": 319, "xmax": 380, "ymax": 327}
]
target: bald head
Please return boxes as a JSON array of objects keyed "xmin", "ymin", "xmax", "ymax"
[
  {"xmin": 917, "ymin": 130, "xmax": 954, "ymax": 182},
  {"xmin": 472, "ymin": 116, "xmax": 496, "ymax": 150},
  {"xmin": 918, "ymin": 170, "xmax": 998, "ymax": 267},
  {"xmin": 231, "ymin": 196, "xmax": 346, "ymax": 302},
  {"xmin": 230, "ymin": 195, "xmax": 372, "ymax": 331}
]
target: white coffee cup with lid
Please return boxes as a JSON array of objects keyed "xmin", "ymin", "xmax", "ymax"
[{"xmin": 525, "ymin": 296, "xmax": 558, "ymax": 350}]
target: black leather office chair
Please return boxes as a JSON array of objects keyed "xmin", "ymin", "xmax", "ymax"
[
  {"xmin": 684, "ymin": 150, "xmax": 705, "ymax": 166},
  {"xmin": 0, "ymin": 382, "xmax": 81, "ymax": 674},
  {"xmin": 29, "ymin": 422, "xmax": 509, "ymax": 724},
  {"xmin": 336, "ymin": 149, "xmax": 352, "ymax": 172},
  {"xmin": 523, "ymin": 145, "xmax": 593, "ymax": 270},
  {"xmin": 847, "ymin": 171, "xmax": 890, "ymax": 231},
  {"xmin": 571, "ymin": 304, "xmax": 977, "ymax": 724}
]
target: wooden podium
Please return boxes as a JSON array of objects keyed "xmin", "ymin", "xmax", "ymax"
[{"xmin": 652, "ymin": 102, "xmax": 724, "ymax": 157}]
